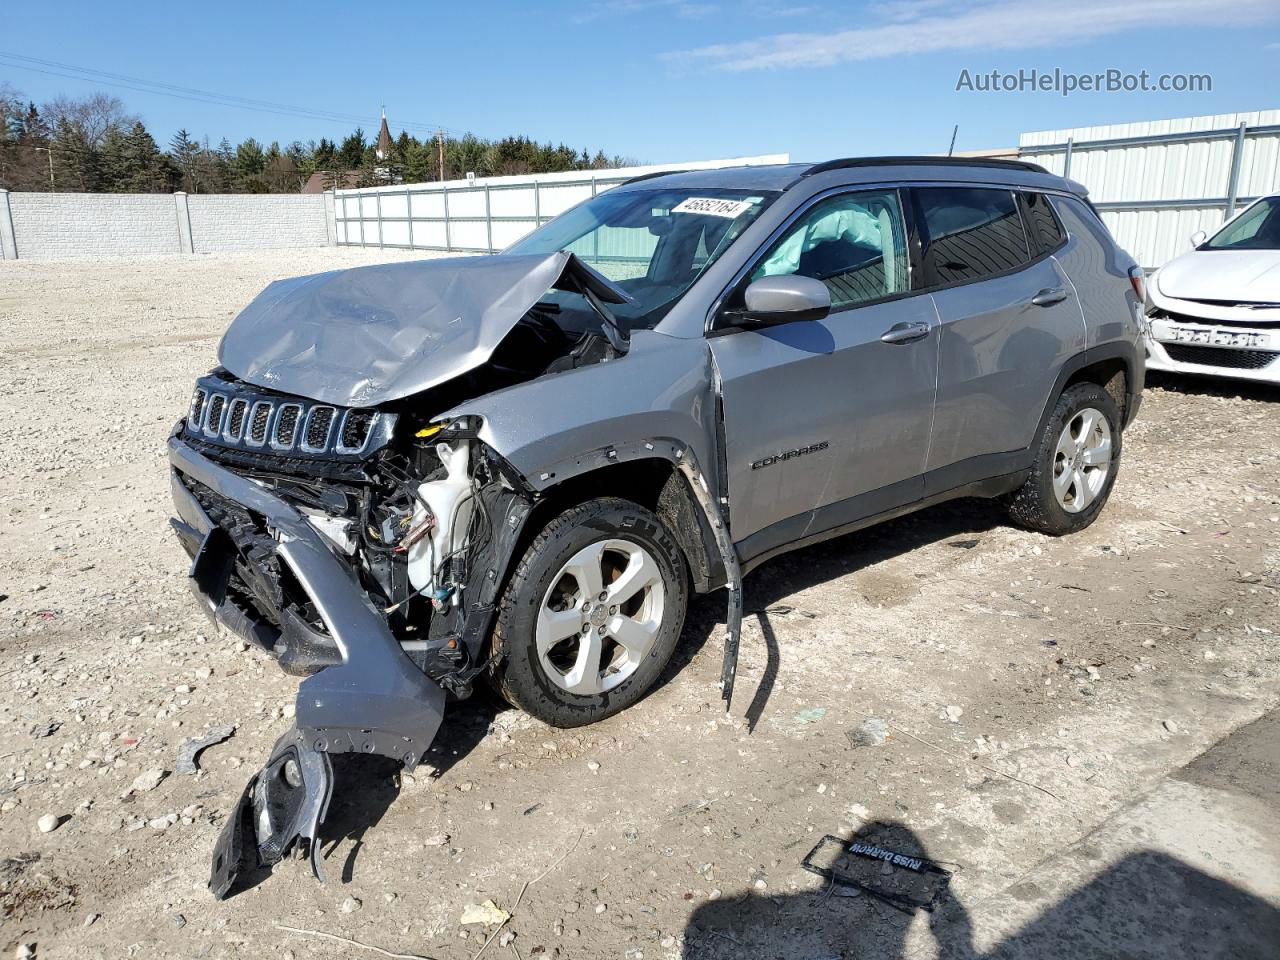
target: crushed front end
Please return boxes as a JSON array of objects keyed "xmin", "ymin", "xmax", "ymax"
[{"xmin": 169, "ymin": 372, "xmax": 532, "ymax": 898}]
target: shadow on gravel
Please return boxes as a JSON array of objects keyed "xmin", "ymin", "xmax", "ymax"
[
  {"xmin": 682, "ymin": 819, "xmax": 1280, "ymax": 960},
  {"xmin": 1146, "ymin": 370, "xmax": 1280, "ymax": 403},
  {"xmin": 319, "ymin": 755, "xmax": 402, "ymax": 884},
  {"xmin": 312, "ymin": 691, "xmax": 501, "ymax": 884},
  {"xmin": 660, "ymin": 496, "xmax": 1009, "ymax": 714}
]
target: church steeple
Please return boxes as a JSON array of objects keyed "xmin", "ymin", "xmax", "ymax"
[{"xmin": 375, "ymin": 107, "xmax": 393, "ymax": 162}]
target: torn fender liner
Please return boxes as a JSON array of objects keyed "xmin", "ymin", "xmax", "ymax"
[
  {"xmin": 218, "ymin": 251, "xmax": 631, "ymax": 408},
  {"xmin": 672, "ymin": 453, "xmax": 742, "ymax": 711},
  {"xmin": 210, "ymin": 729, "xmax": 333, "ymax": 899}
]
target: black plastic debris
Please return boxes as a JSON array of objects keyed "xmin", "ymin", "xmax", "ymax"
[{"xmin": 802, "ymin": 833, "xmax": 953, "ymax": 912}]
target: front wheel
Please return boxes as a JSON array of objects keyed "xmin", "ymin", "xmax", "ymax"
[
  {"xmin": 1007, "ymin": 382, "xmax": 1122, "ymax": 535},
  {"xmin": 490, "ymin": 497, "xmax": 689, "ymax": 727}
]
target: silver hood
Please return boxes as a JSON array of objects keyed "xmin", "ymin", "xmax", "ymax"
[{"xmin": 218, "ymin": 251, "xmax": 630, "ymax": 408}]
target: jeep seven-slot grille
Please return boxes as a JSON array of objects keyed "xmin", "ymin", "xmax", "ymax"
[
  {"xmin": 248, "ymin": 403, "xmax": 271, "ymax": 444},
  {"xmin": 225, "ymin": 398, "xmax": 247, "ymax": 440},
  {"xmin": 304, "ymin": 407, "xmax": 335, "ymax": 449},
  {"xmin": 186, "ymin": 381, "xmax": 384, "ymax": 458},
  {"xmin": 190, "ymin": 389, "xmax": 207, "ymax": 427},
  {"xmin": 341, "ymin": 410, "xmax": 376, "ymax": 450},
  {"xmin": 274, "ymin": 405, "xmax": 301, "ymax": 447},
  {"xmin": 204, "ymin": 394, "xmax": 226, "ymax": 435}
]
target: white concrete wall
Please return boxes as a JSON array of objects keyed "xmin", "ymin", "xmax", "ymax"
[
  {"xmin": 6, "ymin": 192, "xmax": 181, "ymax": 259},
  {"xmin": 0, "ymin": 191, "xmax": 335, "ymax": 260},
  {"xmin": 186, "ymin": 194, "xmax": 329, "ymax": 253}
]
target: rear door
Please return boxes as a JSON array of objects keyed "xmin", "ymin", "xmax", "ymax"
[
  {"xmin": 913, "ymin": 186, "xmax": 1085, "ymax": 490},
  {"xmin": 708, "ymin": 187, "xmax": 939, "ymax": 558}
]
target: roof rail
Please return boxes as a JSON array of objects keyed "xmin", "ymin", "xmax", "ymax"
[
  {"xmin": 801, "ymin": 156, "xmax": 1048, "ymax": 177},
  {"xmin": 619, "ymin": 169, "xmax": 681, "ymax": 186}
]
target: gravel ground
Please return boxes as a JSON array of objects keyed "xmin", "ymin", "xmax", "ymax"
[{"xmin": 1, "ymin": 249, "xmax": 1278, "ymax": 959}]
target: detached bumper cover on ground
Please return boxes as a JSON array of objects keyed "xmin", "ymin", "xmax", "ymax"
[{"xmin": 168, "ymin": 433, "xmax": 446, "ymax": 896}]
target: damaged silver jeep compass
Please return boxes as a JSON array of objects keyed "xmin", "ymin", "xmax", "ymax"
[{"xmin": 167, "ymin": 158, "xmax": 1146, "ymax": 896}]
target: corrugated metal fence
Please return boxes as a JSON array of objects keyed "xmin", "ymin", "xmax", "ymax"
[
  {"xmin": 333, "ymin": 154, "xmax": 789, "ymax": 255},
  {"xmin": 1019, "ymin": 110, "xmax": 1280, "ymax": 269}
]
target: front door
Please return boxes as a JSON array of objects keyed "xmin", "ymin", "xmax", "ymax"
[{"xmin": 708, "ymin": 188, "xmax": 940, "ymax": 560}]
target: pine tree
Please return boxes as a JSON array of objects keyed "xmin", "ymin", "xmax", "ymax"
[
  {"xmin": 169, "ymin": 128, "xmax": 200, "ymax": 191},
  {"xmin": 234, "ymin": 137, "xmax": 267, "ymax": 191},
  {"xmin": 51, "ymin": 119, "xmax": 99, "ymax": 192},
  {"xmin": 338, "ymin": 129, "xmax": 366, "ymax": 169}
]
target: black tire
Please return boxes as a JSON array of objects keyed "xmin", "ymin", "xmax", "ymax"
[
  {"xmin": 489, "ymin": 497, "xmax": 689, "ymax": 728},
  {"xmin": 1007, "ymin": 382, "xmax": 1122, "ymax": 535}
]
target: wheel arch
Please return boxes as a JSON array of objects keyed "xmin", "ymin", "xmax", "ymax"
[
  {"xmin": 1044, "ymin": 341, "xmax": 1143, "ymax": 438},
  {"xmin": 519, "ymin": 452, "xmax": 725, "ymax": 595}
]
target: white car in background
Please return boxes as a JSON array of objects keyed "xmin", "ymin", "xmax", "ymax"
[{"xmin": 1145, "ymin": 194, "xmax": 1280, "ymax": 383}]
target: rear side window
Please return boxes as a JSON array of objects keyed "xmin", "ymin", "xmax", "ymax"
[
  {"xmin": 1023, "ymin": 192, "xmax": 1066, "ymax": 253},
  {"xmin": 914, "ymin": 187, "xmax": 1030, "ymax": 287}
]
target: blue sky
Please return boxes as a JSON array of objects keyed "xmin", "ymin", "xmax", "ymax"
[{"xmin": 2, "ymin": 0, "xmax": 1277, "ymax": 162}]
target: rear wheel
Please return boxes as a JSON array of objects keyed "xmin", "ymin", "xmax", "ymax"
[
  {"xmin": 1007, "ymin": 383, "xmax": 1122, "ymax": 535},
  {"xmin": 490, "ymin": 497, "xmax": 688, "ymax": 727}
]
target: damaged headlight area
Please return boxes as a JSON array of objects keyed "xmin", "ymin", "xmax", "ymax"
[{"xmin": 170, "ymin": 382, "xmax": 536, "ymax": 898}]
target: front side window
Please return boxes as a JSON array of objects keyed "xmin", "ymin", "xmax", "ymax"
[
  {"xmin": 1206, "ymin": 197, "xmax": 1280, "ymax": 250},
  {"xmin": 506, "ymin": 187, "xmax": 777, "ymax": 329},
  {"xmin": 750, "ymin": 190, "xmax": 909, "ymax": 309},
  {"xmin": 915, "ymin": 187, "xmax": 1030, "ymax": 286}
]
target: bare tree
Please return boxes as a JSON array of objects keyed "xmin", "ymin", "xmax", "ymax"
[{"xmin": 41, "ymin": 93, "xmax": 138, "ymax": 149}]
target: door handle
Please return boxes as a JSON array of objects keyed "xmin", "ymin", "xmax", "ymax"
[
  {"xmin": 1030, "ymin": 287, "xmax": 1069, "ymax": 307},
  {"xmin": 879, "ymin": 321, "xmax": 931, "ymax": 344}
]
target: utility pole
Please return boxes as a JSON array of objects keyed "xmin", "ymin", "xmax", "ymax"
[
  {"xmin": 437, "ymin": 129, "xmax": 445, "ymax": 182},
  {"xmin": 34, "ymin": 145, "xmax": 55, "ymax": 190}
]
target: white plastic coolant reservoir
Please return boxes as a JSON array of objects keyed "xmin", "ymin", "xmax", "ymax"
[{"xmin": 406, "ymin": 441, "xmax": 474, "ymax": 592}]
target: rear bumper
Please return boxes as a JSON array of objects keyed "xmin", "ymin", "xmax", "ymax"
[{"xmin": 168, "ymin": 433, "xmax": 445, "ymax": 768}]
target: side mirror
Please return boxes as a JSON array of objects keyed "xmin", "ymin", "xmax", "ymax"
[
  {"xmin": 735, "ymin": 275, "xmax": 831, "ymax": 327},
  {"xmin": 1190, "ymin": 230, "xmax": 1207, "ymax": 248}
]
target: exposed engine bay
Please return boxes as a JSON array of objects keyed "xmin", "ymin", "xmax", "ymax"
[{"xmin": 178, "ymin": 344, "xmax": 618, "ymax": 690}]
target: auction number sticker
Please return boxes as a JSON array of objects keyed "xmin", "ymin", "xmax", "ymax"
[{"xmin": 671, "ymin": 197, "xmax": 758, "ymax": 218}]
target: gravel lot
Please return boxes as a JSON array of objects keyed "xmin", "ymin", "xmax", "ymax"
[{"xmin": 2, "ymin": 249, "xmax": 1278, "ymax": 959}]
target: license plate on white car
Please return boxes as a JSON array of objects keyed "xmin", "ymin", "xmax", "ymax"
[{"xmin": 1160, "ymin": 326, "xmax": 1271, "ymax": 349}]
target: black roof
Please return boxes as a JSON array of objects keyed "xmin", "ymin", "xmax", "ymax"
[
  {"xmin": 801, "ymin": 156, "xmax": 1047, "ymax": 177},
  {"xmin": 617, "ymin": 155, "xmax": 1065, "ymax": 194}
]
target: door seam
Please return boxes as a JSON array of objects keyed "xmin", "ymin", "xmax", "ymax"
[{"xmin": 920, "ymin": 293, "xmax": 944, "ymax": 479}]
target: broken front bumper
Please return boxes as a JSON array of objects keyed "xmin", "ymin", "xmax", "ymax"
[{"xmin": 167, "ymin": 433, "xmax": 446, "ymax": 896}]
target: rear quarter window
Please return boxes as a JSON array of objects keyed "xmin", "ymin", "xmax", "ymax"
[{"xmin": 1023, "ymin": 192, "xmax": 1066, "ymax": 254}]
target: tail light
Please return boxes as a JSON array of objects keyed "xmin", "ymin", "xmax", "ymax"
[{"xmin": 1128, "ymin": 266, "xmax": 1146, "ymax": 303}]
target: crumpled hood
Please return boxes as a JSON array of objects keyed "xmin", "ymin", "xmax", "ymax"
[
  {"xmin": 1156, "ymin": 248, "xmax": 1280, "ymax": 303},
  {"xmin": 218, "ymin": 251, "xmax": 629, "ymax": 408}
]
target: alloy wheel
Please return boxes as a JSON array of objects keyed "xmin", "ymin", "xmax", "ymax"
[
  {"xmin": 1052, "ymin": 407, "xmax": 1113, "ymax": 513},
  {"xmin": 535, "ymin": 538, "xmax": 666, "ymax": 695}
]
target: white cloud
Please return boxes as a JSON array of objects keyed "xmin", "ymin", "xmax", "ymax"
[{"xmin": 663, "ymin": 0, "xmax": 1280, "ymax": 70}]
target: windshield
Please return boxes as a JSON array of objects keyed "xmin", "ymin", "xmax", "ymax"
[
  {"xmin": 1205, "ymin": 197, "xmax": 1280, "ymax": 250},
  {"xmin": 505, "ymin": 187, "xmax": 778, "ymax": 329}
]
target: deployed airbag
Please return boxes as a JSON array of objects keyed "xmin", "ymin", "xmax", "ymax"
[{"xmin": 218, "ymin": 251, "xmax": 631, "ymax": 408}]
